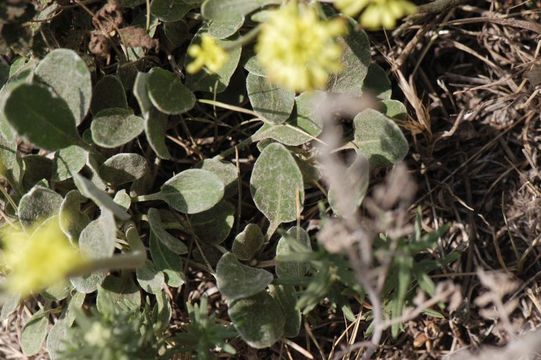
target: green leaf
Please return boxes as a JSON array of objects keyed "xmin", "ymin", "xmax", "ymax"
[
  {"xmin": 362, "ymin": 63, "xmax": 392, "ymax": 100},
  {"xmin": 59, "ymin": 190, "xmax": 91, "ymax": 242},
  {"xmin": 352, "ymin": 109, "xmax": 409, "ymax": 167},
  {"xmin": 99, "ymin": 153, "xmax": 149, "ymax": 186},
  {"xmin": 0, "ymin": 131, "xmax": 21, "ymax": 182},
  {"xmin": 79, "ymin": 210, "xmax": 116, "ymax": 259},
  {"xmin": 113, "ymin": 189, "xmax": 132, "ymax": 209},
  {"xmin": 244, "ymin": 55, "xmax": 266, "ymax": 76},
  {"xmin": 228, "ymin": 291, "xmax": 285, "ymax": 349},
  {"xmin": 250, "ymin": 143, "xmax": 304, "ymax": 227},
  {"xmin": 21, "ymin": 313, "xmax": 49, "ymax": 356},
  {"xmin": 159, "ymin": 168, "xmax": 224, "ymax": 214},
  {"xmin": 275, "ymin": 226, "xmax": 311, "ymax": 280},
  {"xmin": 186, "ymin": 32, "xmax": 242, "ymax": 93},
  {"xmin": 72, "ymin": 173, "xmax": 131, "ymax": 221},
  {"xmin": 18, "ymin": 186, "xmax": 63, "ymax": 226},
  {"xmin": 216, "ymin": 252, "xmax": 273, "ymax": 302},
  {"xmin": 46, "ymin": 319, "xmax": 68, "ymax": 360},
  {"xmin": 0, "ymin": 67, "xmax": 32, "ymax": 141},
  {"xmin": 136, "ymin": 259, "xmax": 165, "ymax": 294},
  {"xmin": 251, "ymin": 94, "xmax": 320, "ymax": 152},
  {"xmin": 202, "ymin": 0, "xmax": 281, "ymax": 22},
  {"xmin": 133, "ymin": 71, "xmax": 153, "ymax": 117},
  {"xmin": 97, "ymin": 275, "xmax": 141, "ymax": 314},
  {"xmin": 148, "ymin": 208, "xmax": 188, "ymax": 255},
  {"xmin": 0, "ymin": 293, "xmax": 20, "ymax": 322},
  {"xmin": 269, "ymin": 285, "xmax": 301, "ymax": 338},
  {"xmin": 90, "ymin": 75, "xmax": 128, "ymax": 114},
  {"xmin": 145, "ymin": 108, "xmax": 172, "ymax": 159},
  {"xmin": 190, "ymin": 200, "xmax": 235, "ymax": 244},
  {"xmin": 198, "ymin": 158, "xmax": 238, "ymax": 198},
  {"xmin": 90, "ymin": 108, "xmax": 144, "ymax": 148},
  {"xmin": 151, "ymin": 0, "xmax": 195, "ymax": 22},
  {"xmin": 382, "ymin": 99, "xmax": 407, "ymax": 120},
  {"xmin": 328, "ymin": 28, "xmax": 370, "ymax": 95},
  {"xmin": 232, "ymin": 223, "xmax": 265, "ymax": 261},
  {"xmin": 147, "ymin": 68, "xmax": 195, "ymax": 115},
  {"xmin": 34, "ymin": 48, "xmax": 92, "ymax": 125},
  {"xmin": 4, "ymin": 83, "xmax": 82, "ymax": 150},
  {"xmin": 246, "ymin": 73, "xmax": 295, "ymax": 124},
  {"xmin": 53, "ymin": 145, "xmax": 86, "ymax": 182},
  {"xmin": 208, "ymin": 16, "xmax": 244, "ymax": 39},
  {"xmin": 71, "ymin": 210, "xmax": 115, "ymax": 293},
  {"xmin": 149, "ymin": 232, "xmax": 185, "ymax": 288}
]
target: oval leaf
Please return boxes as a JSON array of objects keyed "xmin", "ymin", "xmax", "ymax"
[
  {"xmin": 18, "ymin": 186, "xmax": 63, "ymax": 226},
  {"xmin": 231, "ymin": 223, "xmax": 265, "ymax": 261},
  {"xmin": 91, "ymin": 108, "xmax": 144, "ymax": 148},
  {"xmin": 34, "ymin": 48, "xmax": 92, "ymax": 125},
  {"xmin": 99, "ymin": 153, "xmax": 149, "ymax": 186},
  {"xmin": 90, "ymin": 75, "xmax": 128, "ymax": 114},
  {"xmin": 21, "ymin": 313, "xmax": 49, "ymax": 356},
  {"xmin": 190, "ymin": 200, "xmax": 235, "ymax": 244},
  {"xmin": 148, "ymin": 208, "xmax": 188, "ymax": 254},
  {"xmin": 246, "ymin": 73, "xmax": 295, "ymax": 124},
  {"xmin": 216, "ymin": 252, "xmax": 273, "ymax": 302},
  {"xmin": 353, "ymin": 109, "xmax": 409, "ymax": 167},
  {"xmin": 250, "ymin": 143, "xmax": 304, "ymax": 226},
  {"xmin": 147, "ymin": 68, "xmax": 195, "ymax": 115},
  {"xmin": 4, "ymin": 83, "xmax": 82, "ymax": 150},
  {"xmin": 160, "ymin": 168, "xmax": 224, "ymax": 214},
  {"xmin": 228, "ymin": 291, "xmax": 285, "ymax": 349}
]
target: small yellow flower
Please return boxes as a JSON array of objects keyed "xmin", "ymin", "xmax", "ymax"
[
  {"xmin": 186, "ymin": 35, "xmax": 228, "ymax": 74},
  {"xmin": 0, "ymin": 216, "xmax": 87, "ymax": 297},
  {"xmin": 335, "ymin": 0, "xmax": 416, "ymax": 30},
  {"xmin": 256, "ymin": 3, "xmax": 346, "ymax": 92}
]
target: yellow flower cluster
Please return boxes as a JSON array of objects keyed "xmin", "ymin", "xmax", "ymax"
[
  {"xmin": 0, "ymin": 217, "xmax": 87, "ymax": 297},
  {"xmin": 335, "ymin": 0, "xmax": 416, "ymax": 30},
  {"xmin": 186, "ymin": 34, "xmax": 228, "ymax": 74},
  {"xmin": 256, "ymin": 3, "xmax": 346, "ymax": 92}
]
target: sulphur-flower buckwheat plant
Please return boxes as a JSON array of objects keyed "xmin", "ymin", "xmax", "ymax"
[
  {"xmin": 256, "ymin": 2, "xmax": 346, "ymax": 92},
  {"xmin": 186, "ymin": 34, "xmax": 228, "ymax": 74},
  {"xmin": 335, "ymin": 0, "xmax": 416, "ymax": 29},
  {"xmin": 0, "ymin": 216, "xmax": 87, "ymax": 297}
]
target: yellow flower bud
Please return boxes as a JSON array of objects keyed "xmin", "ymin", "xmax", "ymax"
[
  {"xmin": 256, "ymin": 3, "xmax": 346, "ymax": 92},
  {"xmin": 186, "ymin": 35, "xmax": 228, "ymax": 74},
  {"xmin": 0, "ymin": 216, "xmax": 87, "ymax": 297}
]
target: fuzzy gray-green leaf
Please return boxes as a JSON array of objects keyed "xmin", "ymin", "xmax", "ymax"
[
  {"xmin": 34, "ymin": 48, "xmax": 92, "ymax": 125},
  {"xmin": 232, "ymin": 223, "xmax": 265, "ymax": 260},
  {"xmin": 4, "ymin": 83, "xmax": 82, "ymax": 150},
  {"xmin": 72, "ymin": 173, "xmax": 131, "ymax": 221},
  {"xmin": 247, "ymin": 73, "xmax": 295, "ymax": 124},
  {"xmin": 18, "ymin": 186, "xmax": 63, "ymax": 226},
  {"xmin": 228, "ymin": 291, "xmax": 285, "ymax": 349},
  {"xmin": 190, "ymin": 200, "xmax": 235, "ymax": 244},
  {"xmin": 250, "ymin": 143, "xmax": 304, "ymax": 226},
  {"xmin": 216, "ymin": 252, "xmax": 273, "ymax": 302},
  {"xmin": 21, "ymin": 313, "xmax": 49, "ymax": 356},
  {"xmin": 159, "ymin": 168, "xmax": 224, "ymax": 214},
  {"xmin": 353, "ymin": 109, "xmax": 409, "ymax": 167},
  {"xmin": 148, "ymin": 208, "xmax": 188, "ymax": 255},
  {"xmin": 91, "ymin": 108, "xmax": 144, "ymax": 148},
  {"xmin": 147, "ymin": 68, "xmax": 195, "ymax": 115},
  {"xmin": 99, "ymin": 153, "xmax": 149, "ymax": 186},
  {"xmin": 53, "ymin": 145, "xmax": 86, "ymax": 182},
  {"xmin": 90, "ymin": 75, "xmax": 128, "ymax": 114}
]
